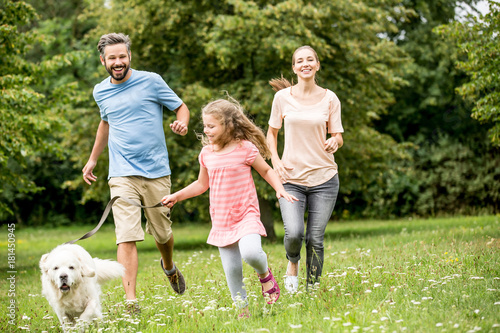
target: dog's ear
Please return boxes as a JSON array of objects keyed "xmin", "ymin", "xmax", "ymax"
[
  {"xmin": 39, "ymin": 253, "xmax": 50, "ymax": 273},
  {"xmin": 80, "ymin": 259, "xmax": 96, "ymax": 278}
]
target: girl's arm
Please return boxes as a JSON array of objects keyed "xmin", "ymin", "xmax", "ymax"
[
  {"xmin": 161, "ymin": 166, "xmax": 209, "ymax": 208},
  {"xmin": 252, "ymin": 154, "xmax": 298, "ymax": 203}
]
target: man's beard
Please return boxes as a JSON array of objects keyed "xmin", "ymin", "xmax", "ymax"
[{"xmin": 106, "ymin": 62, "xmax": 131, "ymax": 82}]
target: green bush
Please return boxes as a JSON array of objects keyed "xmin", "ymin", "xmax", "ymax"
[{"xmin": 365, "ymin": 135, "xmax": 500, "ymax": 218}]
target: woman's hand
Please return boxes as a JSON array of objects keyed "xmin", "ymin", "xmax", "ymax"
[
  {"xmin": 276, "ymin": 189, "xmax": 299, "ymax": 203},
  {"xmin": 324, "ymin": 136, "xmax": 339, "ymax": 154},
  {"xmin": 272, "ymin": 158, "xmax": 293, "ymax": 182}
]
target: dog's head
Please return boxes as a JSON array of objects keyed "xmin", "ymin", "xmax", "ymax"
[{"xmin": 40, "ymin": 245, "xmax": 96, "ymax": 293}]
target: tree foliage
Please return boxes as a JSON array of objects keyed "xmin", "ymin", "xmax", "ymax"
[
  {"xmin": 376, "ymin": 0, "xmax": 482, "ymax": 144},
  {"xmin": 1, "ymin": 1, "xmax": 63, "ymax": 217},
  {"xmin": 436, "ymin": 0, "xmax": 500, "ymax": 146},
  {"xmin": 2, "ymin": 0, "xmax": 497, "ymax": 225},
  {"xmin": 369, "ymin": 0, "xmax": 499, "ymax": 218},
  {"xmin": 0, "ymin": 0, "xmax": 94, "ymax": 222},
  {"xmin": 69, "ymin": 0, "xmax": 410, "ymax": 222},
  {"xmin": 364, "ymin": 133, "xmax": 499, "ymax": 218}
]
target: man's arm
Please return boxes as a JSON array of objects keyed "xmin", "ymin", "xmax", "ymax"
[
  {"xmin": 82, "ymin": 120, "xmax": 109, "ymax": 185},
  {"xmin": 170, "ymin": 103, "xmax": 190, "ymax": 136}
]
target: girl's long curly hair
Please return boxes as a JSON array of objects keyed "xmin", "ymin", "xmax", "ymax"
[{"xmin": 200, "ymin": 97, "xmax": 271, "ymax": 159}]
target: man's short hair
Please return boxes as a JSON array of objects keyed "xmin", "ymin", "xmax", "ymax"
[{"xmin": 97, "ymin": 33, "xmax": 131, "ymax": 58}]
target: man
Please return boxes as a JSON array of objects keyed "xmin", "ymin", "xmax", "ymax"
[{"xmin": 82, "ymin": 33, "xmax": 189, "ymax": 311}]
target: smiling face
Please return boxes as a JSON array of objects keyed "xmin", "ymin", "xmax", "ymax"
[
  {"xmin": 292, "ymin": 47, "xmax": 320, "ymax": 81},
  {"xmin": 203, "ymin": 113, "xmax": 225, "ymax": 146},
  {"xmin": 100, "ymin": 43, "xmax": 132, "ymax": 84}
]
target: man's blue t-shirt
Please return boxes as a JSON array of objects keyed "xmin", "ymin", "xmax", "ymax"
[{"xmin": 93, "ymin": 69, "xmax": 183, "ymax": 179}]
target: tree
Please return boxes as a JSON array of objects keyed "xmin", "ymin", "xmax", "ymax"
[
  {"xmin": 437, "ymin": 0, "xmax": 500, "ymax": 146},
  {"xmin": 368, "ymin": 0, "xmax": 500, "ymax": 218},
  {"xmin": 0, "ymin": 0, "xmax": 90, "ymax": 222},
  {"xmin": 375, "ymin": 0, "xmax": 482, "ymax": 144},
  {"xmin": 5, "ymin": 0, "xmax": 495, "ymax": 226},
  {"xmin": 69, "ymin": 0, "xmax": 409, "ymax": 230}
]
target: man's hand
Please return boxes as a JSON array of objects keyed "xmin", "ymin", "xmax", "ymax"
[
  {"xmin": 82, "ymin": 161, "xmax": 98, "ymax": 185},
  {"xmin": 170, "ymin": 120, "xmax": 188, "ymax": 136}
]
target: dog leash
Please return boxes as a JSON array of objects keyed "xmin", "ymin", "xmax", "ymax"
[{"xmin": 65, "ymin": 196, "xmax": 166, "ymax": 245}]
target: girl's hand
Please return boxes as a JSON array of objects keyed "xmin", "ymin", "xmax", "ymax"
[
  {"xmin": 272, "ymin": 158, "xmax": 293, "ymax": 182},
  {"xmin": 324, "ymin": 137, "xmax": 339, "ymax": 154},
  {"xmin": 276, "ymin": 189, "xmax": 299, "ymax": 203},
  {"xmin": 161, "ymin": 194, "xmax": 178, "ymax": 208}
]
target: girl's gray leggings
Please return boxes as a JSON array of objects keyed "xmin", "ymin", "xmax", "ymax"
[{"xmin": 218, "ymin": 233, "xmax": 268, "ymax": 308}]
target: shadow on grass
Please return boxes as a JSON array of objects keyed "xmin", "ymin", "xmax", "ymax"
[
  {"xmin": 268, "ymin": 224, "xmax": 414, "ymax": 245},
  {"xmin": 140, "ymin": 215, "xmax": 493, "ymax": 251},
  {"xmin": 136, "ymin": 239, "xmax": 213, "ymax": 253},
  {"xmin": 277, "ymin": 215, "xmax": 492, "ymax": 244},
  {"xmin": 10, "ymin": 216, "xmax": 494, "ymax": 267},
  {"xmin": 8, "ymin": 216, "xmax": 496, "ymax": 280},
  {"xmin": 324, "ymin": 222, "xmax": 415, "ymax": 242}
]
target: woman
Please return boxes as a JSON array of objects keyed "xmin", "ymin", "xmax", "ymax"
[{"xmin": 267, "ymin": 45, "xmax": 344, "ymax": 292}]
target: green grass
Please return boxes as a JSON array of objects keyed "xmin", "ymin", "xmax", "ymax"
[{"xmin": 1, "ymin": 215, "xmax": 499, "ymax": 332}]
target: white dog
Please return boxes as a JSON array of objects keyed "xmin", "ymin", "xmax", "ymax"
[{"xmin": 40, "ymin": 244, "xmax": 124, "ymax": 331}]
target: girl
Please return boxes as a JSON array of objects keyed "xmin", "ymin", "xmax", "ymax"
[
  {"xmin": 161, "ymin": 98, "xmax": 298, "ymax": 316},
  {"xmin": 267, "ymin": 45, "xmax": 344, "ymax": 292}
]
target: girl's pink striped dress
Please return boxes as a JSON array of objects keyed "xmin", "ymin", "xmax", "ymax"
[{"xmin": 199, "ymin": 140, "xmax": 267, "ymax": 247}]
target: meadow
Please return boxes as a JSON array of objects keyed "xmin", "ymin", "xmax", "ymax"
[{"xmin": 1, "ymin": 215, "xmax": 499, "ymax": 332}]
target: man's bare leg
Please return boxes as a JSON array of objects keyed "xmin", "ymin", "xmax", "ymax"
[
  {"xmin": 117, "ymin": 241, "xmax": 138, "ymax": 300},
  {"xmin": 156, "ymin": 235, "xmax": 185, "ymax": 294},
  {"xmin": 156, "ymin": 235, "xmax": 174, "ymax": 270}
]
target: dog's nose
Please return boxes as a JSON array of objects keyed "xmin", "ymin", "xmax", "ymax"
[{"xmin": 59, "ymin": 273, "xmax": 68, "ymax": 282}]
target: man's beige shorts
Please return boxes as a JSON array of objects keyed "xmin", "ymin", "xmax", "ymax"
[{"xmin": 108, "ymin": 176, "xmax": 173, "ymax": 244}]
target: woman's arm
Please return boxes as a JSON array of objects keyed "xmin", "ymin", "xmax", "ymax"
[
  {"xmin": 266, "ymin": 126, "xmax": 293, "ymax": 180},
  {"xmin": 324, "ymin": 132, "xmax": 343, "ymax": 154}
]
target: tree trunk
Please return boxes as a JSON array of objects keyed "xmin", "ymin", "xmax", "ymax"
[{"xmin": 258, "ymin": 197, "xmax": 276, "ymax": 242}]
